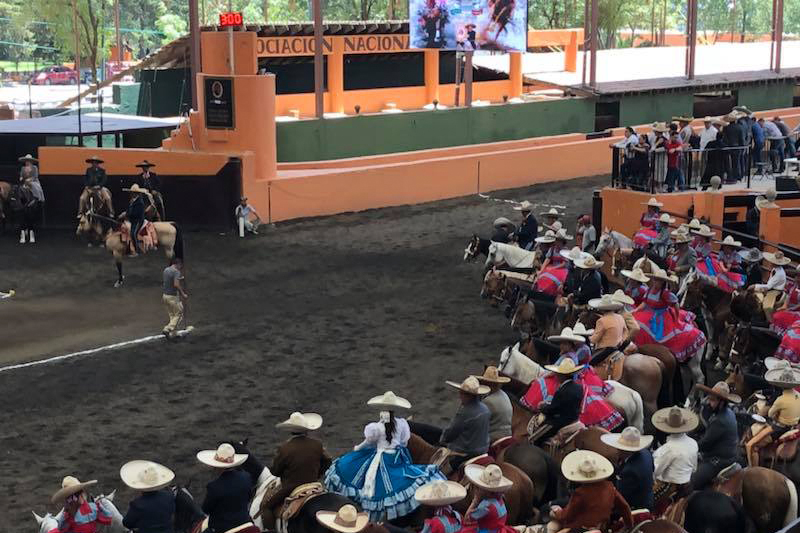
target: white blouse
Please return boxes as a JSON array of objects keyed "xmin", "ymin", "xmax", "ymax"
[{"xmin": 354, "ymin": 418, "xmax": 411, "ymax": 450}]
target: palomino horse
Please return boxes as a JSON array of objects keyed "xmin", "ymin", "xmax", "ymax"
[
  {"xmin": 485, "ymin": 242, "xmax": 537, "ymax": 270},
  {"xmin": 77, "ymin": 214, "xmax": 184, "ymax": 287},
  {"xmin": 34, "ymin": 491, "xmax": 126, "ymax": 533},
  {"xmin": 405, "ymin": 434, "xmax": 534, "ymax": 524},
  {"xmin": 712, "ymin": 466, "xmax": 798, "ymax": 533},
  {"xmin": 498, "ymin": 343, "xmax": 645, "ymax": 431}
]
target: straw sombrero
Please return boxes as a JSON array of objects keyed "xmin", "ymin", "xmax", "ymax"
[
  {"xmin": 316, "ymin": 505, "xmax": 369, "ymax": 533},
  {"xmin": 572, "ymin": 321, "xmax": 595, "ymax": 337},
  {"xmin": 464, "ymin": 464, "xmax": 513, "ymax": 492},
  {"xmin": 574, "ymin": 256, "xmax": 604, "ymax": 270},
  {"xmin": 120, "ymin": 460, "xmax": 174, "ymax": 492},
  {"xmin": 18, "ymin": 154, "xmax": 37, "ymax": 163},
  {"xmin": 764, "ymin": 251, "xmax": 792, "ymax": 266},
  {"xmin": 765, "ymin": 357, "xmax": 795, "ymax": 371},
  {"xmin": 543, "ymin": 220, "xmax": 563, "ymax": 233},
  {"xmin": 554, "ymin": 228, "xmax": 573, "ymax": 241},
  {"xmin": 52, "ymin": 476, "xmax": 98, "ymax": 503},
  {"xmin": 561, "ymin": 450, "xmax": 614, "ymax": 483},
  {"xmin": 446, "ymin": 376, "xmax": 490, "ymax": 395},
  {"xmin": 545, "ymin": 358, "xmax": 584, "ymax": 375},
  {"xmin": 716, "ymin": 235, "xmax": 742, "ymax": 248},
  {"xmin": 671, "ymin": 226, "xmax": 689, "ymax": 237},
  {"xmin": 673, "ymin": 115, "xmax": 693, "ymax": 123},
  {"xmin": 547, "ymin": 327, "xmax": 587, "ymax": 344},
  {"xmin": 540, "ymin": 207, "xmax": 564, "ymax": 218},
  {"xmin": 610, "ymin": 289, "xmax": 634, "ymax": 306},
  {"xmin": 695, "ymin": 381, "xmax": 742, "ymax": 404},
  {"xmin": 651, "ymin": 406, "xmax": 699, "ymax": 433},
  {"xmin": 474, "ymin": 366, "xmax": 511, "ymax": 384},
  {"xmin": 740, "ymin": 248, "xmax": 763, "ymax": 263},
  {"xmin": 415, "ymin": 481, "xmax": 467, "ymax": 506},
  {"xmin": 712, "ymin": 118, "xmax": 727, "ymax": 127},
  {"xmin": 367, "ymin": 391, "xmax": 412, "ymax": 410},
  {"xmin": 276, "ymin": 412, "xmax": 324, "ymax": 431},
  {"xmin": 659, "ymin": 213, "xmax": 676, "ymax": 225},
  {"xmin": 122, "ymin": 184, "xmax": 153, "ymax": 198},
  {"xmin": 560, "ymin": 246, "xmax": 591, "ymax": 263},
  {"xmin": 535, "ymin": 231, "xmax": 556, "ymax": 244},
  {"xmin": 621, "ymin": 268, "xmax": 650, "ymax": 283},
  {"xmin": 651, "ymin": 123, "xmax": 669, "ymax": 134},
  {"xmin": 687, "ymin": 218, "xmax": 702, "ymax": 230},
  {"xmin": 673, "ymin": 233, "xmax": 692, "ymax": 244},
  {"xmin": 766, "ymin": 368, "xmax": 800, "ymax": 389},
  {"xmin": 643, "ymin": 197, "xmax": 664, "ymax": 208},
  {"xmin": 514, "ymin": 200, "xmax": 534, "ymax": 212},
  {"xmin": 601, "ymin": 426, "xmax": 654, "ymax": 452},
  {"xmin": 649, "ymin": 267, "xmax": 673, "ymax": 282},
  {"xmin": 196, "ymin": 443, "xmax": 248, "ymax": 469},
  {"xmin": 691, "ymin": 225, "xmax": 715, "ymax": 238},
  {"xmin": 589, "ymin": 294, "xmax": 623, "ymax": 312}
]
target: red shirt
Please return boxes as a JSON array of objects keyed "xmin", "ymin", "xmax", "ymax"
[{"xmin": 666, "ymin": 140, "xmax": 683, "ymax": 168}]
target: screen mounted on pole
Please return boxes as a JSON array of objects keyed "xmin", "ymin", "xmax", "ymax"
[
  {"xmin": 219, "ymin": 12, "xmax": 243, "ymax": 26},
  {"xmin": 408, "ymin": 0, "xmax": 527, "ymax": 51}
]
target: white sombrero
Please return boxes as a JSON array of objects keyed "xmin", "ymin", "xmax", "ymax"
[
  {"xmin": 574, "ymin": 256, "xmax": 604, "ymax": 269},
  {"xmin": 535, "ymin": 230, "xmax": 556, "ymax": 244},
  {"xmin": 600, "ymin": 426, "xmax": 654, "ymax": 452},
  {"xmin": 560, "ymin": 246, "xmax": 591, "ymax": 263},
  {"xmin": 415, "ymin": 481, "xmax": 467, "ymax": 506},
  {"xmin": 765, "ymin": 357, "xmax": 796, "ymax": 371},
  {"xmin": 766, "ymin": 368, "xmax": 800, "ymax": 389},
  {"xmin": 554, "ymin": 228, "xmax": 573, "ymax": 241},
  {"xmin": 540, "ymin": 207, "xmax": 564, "ymax": 218},
  {"xmin": 316, "ymin": 505, "xmax": 369, "ymax": 533},
  {"xmin": 464, "ymin": 464, "xmax": 513, "ymax": 492},
  {"xmin": 610, "ymin": 289, "xmax": 634, "ymax": 306},
  {"xmin": 687, "ymin": 218, "xmax": 702, "ymax": 230},
  {"xmin": 589, "ymin": 294, "xmax": 623, "ymax": 312},
  {"xmin": 673, "ymin": 233, "xmax": 692, "ymax": 244},
  {"xmin": 764, "ymin": 251, "xmax": 792, "ymax": 266},
  {"xmin": 561, "ymin": 450, "xmax": 614, "ymax": 483},
  {"xmin": 573, "ymin": 321, "xmax": 595, "ymax": 337},
  {"xmin": 52, "ymin": 476, "xmax": 98, "ymax": 503},
  {"xmin": 545, "ymin": 358, "xmax": 585, "ymax": 375},
  {"xmin": 651, "ymin": 406, "xmax": 699, "ymax": 434},
  {"xmin": 649, "ymin": 267, "xmax": 673, "ymax": 282},
  {"xmin": 621, "ymin": 268, "xmax": 650, "ymax": 283},
  {"xmin": 643, "ymin": 197, "xmax": 664, "ymax": 208},
  {"xmin": 196, "ymin": 443, "xmax": 248, "ymax": 469},
  {"xmin": 367, "ymin": 391, "xmax": 412, "ymax": 410},
  {"xmin": 120, "ymin": 460, "xmax": 175, "ymax": 492},
  {"xmin": 446, "ymin": 376, "xmax": 490, "ymax": 395},
  {"xmin": 548, "ymin": 327, "xmax": 587, "ymax": 344},
  {"xmin": 716, "ymin": 235, "xmax": 742, "ymax": 248},
  {"xmin": 543, "ymin": 220, "xmax": 563, "ymax": 233},
  {"xmin": 691, "ymin": 224, "xmax": 715, "ymax": 238},
  {"xmin": 514, "ymin": 200, "xmax": 534, "ymax": 212},
  {"xmin": 659, "ymin": 213, "xmax": 676, "ymax": 225},
  {"xmin": 276, "ymin": 412, "xmax": 324, "ymax": 431}
]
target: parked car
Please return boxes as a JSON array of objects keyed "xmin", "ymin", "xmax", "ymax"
[{"xmin": 31, "ymin": 66, "xmax": 79, "ymax": 85}]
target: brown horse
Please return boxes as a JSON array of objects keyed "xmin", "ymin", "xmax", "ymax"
[
  {"xmin": 482, "ymin": 269, "xmax": 509, "ymax": 307},
  {"xmin": 0, "ymin": 180, "xmax": 10, "ymax": 227},
  {"xmin": 634, "ymin": 519, "xmax": 689, "ymax": 533},
  {"xmin": 679, "ymin": 272, "xmax": 733, "ymax": 368},
  {"xmin": 405, "ymin": 434, "xmax": 534, "ymax": 524},
  {"xmin": 713, "ymin": 466, "xmax": 797, "ymax": 533},
  {"xmin": 77, "ymin": 214, "xmax": 184, "ymax": 287}
]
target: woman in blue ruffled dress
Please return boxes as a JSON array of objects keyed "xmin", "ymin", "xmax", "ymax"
[{"xmin": 324, "ymin": 391, "xmax": 445, "ymax": 522}]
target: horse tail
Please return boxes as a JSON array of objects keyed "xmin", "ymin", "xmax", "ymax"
[{"xmin": 171, "ymin": 223, "xmax": 185, "ymax": 261}]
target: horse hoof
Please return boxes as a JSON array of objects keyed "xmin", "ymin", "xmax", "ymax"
[{"xmin": 87, "ymin": 243, "xmax": 93, "ymax": 248}]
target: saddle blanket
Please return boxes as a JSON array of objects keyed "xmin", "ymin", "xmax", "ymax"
[{"xmin": 120, "ymin": 220, "xmax": 158, "ymax": 254}]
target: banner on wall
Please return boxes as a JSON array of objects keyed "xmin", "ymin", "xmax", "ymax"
[{"xmin": 409, "ymin": 0, "xmax": 527, "ymax": 51}]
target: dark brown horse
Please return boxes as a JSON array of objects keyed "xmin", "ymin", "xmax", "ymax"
[
  {"xmin": 713, "ymin": 466, "xmax": 797, "ymax": 533},
  {"xmin": 633, "ymin": 519, "xmax": 689, "ymax": 533},
  {"xmin": 405, "ymin": 434, "xmax": 534, "ymax": 524}
]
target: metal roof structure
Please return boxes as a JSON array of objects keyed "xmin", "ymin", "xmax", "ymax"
[
  {"xmin": 0, "ymin": 113, "xmax": 180, "ymax": 135},
  {"xmin": 201, "ymin": 21, "xmax": 409, "ymax": 36}
]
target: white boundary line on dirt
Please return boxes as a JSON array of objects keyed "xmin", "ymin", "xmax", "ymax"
[{"xmin": 0, "ymin": 327, "xmax": 194, "ymax": 374}]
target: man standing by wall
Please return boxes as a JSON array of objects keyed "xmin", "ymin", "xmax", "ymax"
[{"xmin": 162, "ymin": 258, "xmax": 188, "ymax": 337}]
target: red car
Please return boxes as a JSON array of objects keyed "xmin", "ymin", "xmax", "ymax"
[{"xmin": 32, "ymin": 66, "xmax": 79, "ymax": 85}]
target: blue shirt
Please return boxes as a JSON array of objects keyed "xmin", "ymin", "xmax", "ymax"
[
  {"xmin": 616, "ymin": 449, "xmax": 654, "ymax": 511},
  {"xmin": 123, "ymin": 490, "xmax": 175, "ymax": 533},
  {"xmin": 752, "ymin": 122, "xmax": 765, "ymax": 144}
]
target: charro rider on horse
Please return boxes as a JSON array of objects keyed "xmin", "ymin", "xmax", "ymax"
[
  {"xmin": 690, "ymin": 382, "xmax": 741, "ymax": 491},
  {"xmin": 197, "ymin": 443, "xmax": 259, "ymax": 533},
  {"xmin": 744, "ymin": 366, "xmax": 800, "ymax": 467},
  {"xmin": 79, "ymin": 155, "xmax": 113, "ymax": 217},
  {"xmin": 119, "ymin": 460, "xmax": 176, "ymax": 532},
  {"xmin": 134, "ymin": 160, "xmax": 165, "ymax": 220},
  {"xmin": 513, "ymin": 200, "xmax": 538, "ymax": 250},
  {"xmin": 121, "ymin": 184, "xmax": 155, "ymax": 256},
  {"xmin": 51, "ymin": 476, "xmax": 113, "ymax": 533}
]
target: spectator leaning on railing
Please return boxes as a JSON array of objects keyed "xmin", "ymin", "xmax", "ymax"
[
  {"xmin": 722, "ymin": 112, "xmax": 746, "ymax": 183},
  {"xmin": 774, "ymin": 117, "xmax": 795, "ymax": 158},
  {"xmin": 665, "ymin": 130, "xmax": 686, "ymax": 192},
  {"xmin": 751, "ymin": 117, "xmax": 765, "ymax": 167},
  {"xmin": 759, "ymin": 117, "xmax": 785, "ymax": 173},
  {"xmin": 613, "ymin": 126, "xmax": 639, "ymax": 188}
]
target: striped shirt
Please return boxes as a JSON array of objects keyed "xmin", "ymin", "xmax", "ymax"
[{"xmin": 57, "ymin": 501, "xmax": 112, "ymax": 533}]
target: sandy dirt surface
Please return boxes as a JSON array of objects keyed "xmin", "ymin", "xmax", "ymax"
[{"xmin": 0, "ymin": 176, "xmax": 605, "ymax": 530}]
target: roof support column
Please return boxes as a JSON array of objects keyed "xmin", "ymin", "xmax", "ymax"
[
  {"xmin": 424, "ymin": 49, "xmax": 439, "ymax": 104},
  {"xmin": 312, "ymin": 0, "xmax": 324, "ymax": 118},
  {"xmin": 589, "ymin": 0, "xmax": 598, "ymax": 88},
  {"xmin": 685, "ymin": 0, "xmax": 697, "ymax": 79},
  {"xmin": 328, "ymin": 37, "xmax": 344, "ymax": 114},
  {"xmin": 509, "ymin": 51, "xmax": 522, "ymax": 98}
]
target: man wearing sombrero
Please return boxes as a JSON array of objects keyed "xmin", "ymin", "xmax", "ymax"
[
  {"xmin": 651, "ymin": 406, "xmax": 699, "ymax": 514},
  {"xmin": 745, "ymin": 366, "xmax": 800, "ymax": 467},
  {"xmin": 691, "ymin": 382, "xmax": 741, "ymax": 491},
  {"xmin": 513, "ymin": 200, "xmax": 538, "ymax": 251},
  {"xmin": 601, "ymin": 426, "xmax": 655, "ymax": 511},
  {"xmin": 51, "ymin": 475, "xmax": 113, "ymax": 532},
  {"xmin": 197, "ymin": 443, "xmax": 259, "ymax": 533},
  {"xmin": 474, "ymin": 366, "xmax": 512, "ymax": 441},
  {"xmin": 134, "ymin": 160, "xmax": 165, "ymax": 220},
  {"xmin": 79, "ymin": 155, "xmax": 113, "ymax": 217},
  {"xmin": 261, "ymin": 411, "xmax": 331, "ymax": 529},
  {"xmin": 753, "ymin": 251, "xmax": 790, "ymax": 315},
  {"xmin": 529, "ymin": 358, "xmax": 584, "ymax": 445},
  {"xmin": 17, "ymin": 153, "xmax": 44, "ymax": 244},
  {"xmin": 120, "ymin": 460, "xmax": 176, "ymax": 531},
  {"xmin": 121, "ymin": 184, "xmax": 155, "ymax": 255}
]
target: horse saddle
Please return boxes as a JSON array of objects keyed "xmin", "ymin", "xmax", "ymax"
[
  {"xmin": 121, "ymin": 220, "xmax": 158, "ymax": 254},
  {"xmin": 488, "ymin": 436, "xmax": 517, "ymax": 459},
  {"xmin": 429, "ymin": 447, "xmax": 466, "ymax": 476},
  {"xmin": 773, "ymin": 428, "xmax": 800, "ymax": 463},
  {"xmin": 278, "ymin": 482, "xmax": 325, "ymax": 526},
  {"xmin": 593, "ymin": 351, "xmax": 625, "ymax": 381},
  {"xmin": 713, "ymin": 462, "xmax": 742, "ymax": 485},
  {"xmin": 543, "ymin": 421, "xmax": 585, "ymax": 455}
]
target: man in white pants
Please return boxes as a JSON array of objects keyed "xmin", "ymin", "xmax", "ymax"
[
  {"xmin": 162, "ymin": 258, "xmax": 188, "ymax": 337},
  {"xmin": 235, "ymin": 196, "xmax": 261, "ymax": 237}
]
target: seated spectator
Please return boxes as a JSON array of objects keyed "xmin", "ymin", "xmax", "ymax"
[{"xmin": 235, "ymin": 196, "xmax": 261, "ymax": 237}]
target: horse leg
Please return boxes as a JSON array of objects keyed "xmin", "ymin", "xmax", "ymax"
[
  {"xmin": 683, "ymin": 346, "xmax": 706, "ymax": 407},
  {"xmin": 114, "ymin": 260, "xmax": 124, "ymax": 288}
]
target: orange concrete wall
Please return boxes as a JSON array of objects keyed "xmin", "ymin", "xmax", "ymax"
[
  {"xmin": 39, "ymin": 147, "xmax": 230, "ymax": 176},
  {"xmin": 618, "ymin": 31, "xmax": 774, "ymax": 47},
  {"xmin": 600, "ymin": 189, "xmax": 699, "ymax": 239},
  {"xmin": 778, "ymin": 215, "xmax": 800, "ymax": 250},
  {"xmin": 527, "ymin": 29, "xmax": 584, "ymax": 47}
]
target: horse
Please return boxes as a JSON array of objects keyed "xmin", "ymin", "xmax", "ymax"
[
  {"xmin": 0, "ymin": 179, "xmax": 10, "ymax": 229},
  {"xmin": 495, "ymin": 440, "xmax": 559, "ymax": 506},
  {"xmin": 713, "ymin": 466, "xmax": 798, "ymax": 533},
  {"xmin": 174, "ymin": 485, "xmax": 207, "ymax": 533},
  {"xmin": 498, "ymin": 343, "xmax": 645, "ymax": 431},
  {"xmin": 482, "ymin": 269, "xmax": 511, "ymax": 307},
  {"xmin": 75, "ymin": 193, "xmax": 113, "ymax": 246},
  {"xmin": 485, "ymin": 242, "xmax": 537, "ymax": 270},
  {"xmin": 77, "ymin": 214, "xmax": 185, "ymax": 287},
  {"xmin": 405, "ymin": 434, "xmax": 534, "ymax": 524},
  {"xmin": 34, "ymin": 491, "xmax": 127, "ymax": 533},
  {"xmin": 464, "ymin": 234, "xmax": 492, "ymax": 261},
  {"xmin": 633, "ymin": 519, "xmax": 689, "ymax": 533},
  {"xmin": 678, "ymin": 270, "xmax": 734, "ymax": 369},
  {"xmin": 682, "ymin": 490, "xmax": 747, "ymax": 533},
  {"xmin": 220, "ymin": 440, "xmax": 280, "ymax": 531},
  {"xmin": 594, "ymin": 228, "xmax": 635, "ymax": 281},
  {"xmin": 7, "ymin": 182, "xmax": 40, "ymax": 241}
]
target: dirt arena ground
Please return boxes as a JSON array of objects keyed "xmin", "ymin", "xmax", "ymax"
[{"xmin": 0, "ymin": 175, "xmax": 605, "ymax": 531}]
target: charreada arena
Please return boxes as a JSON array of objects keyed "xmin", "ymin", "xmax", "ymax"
[{"xmin": 18, "ymin": 3, "xmax": 800, "ymax": 533}]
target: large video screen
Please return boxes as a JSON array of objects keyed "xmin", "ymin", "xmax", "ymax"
[{"xmin": 410, "ymin": 0, "xmax": 528, "ymax": 51}]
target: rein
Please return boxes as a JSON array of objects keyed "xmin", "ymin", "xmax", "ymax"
[{"xmin": 87, "ymin": 212, "xmax": 121, "ymax": 228}]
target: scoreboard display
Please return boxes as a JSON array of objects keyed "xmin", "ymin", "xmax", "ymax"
[{"xmin": 219, "ymin": 12, "xmax": 243, "ymax": 27}]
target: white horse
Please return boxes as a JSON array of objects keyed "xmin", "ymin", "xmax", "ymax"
[
  {"xmin": 249, "ymin": 465, "xmax": 280, "ymax": 530},
  {"xmin": 498, "ymin": 343, "xmax": 644, "ymax": 431},
  {"xmin": 594, "ymin": 228, "xmax": 634, "ymax": 257},
  {"xmin": 485, "ymin": 242, "xmax": 537, "ymax": 270},
  {"xmin": 34, "ymin": 491, "xmax": 126, "ymax": 533}
]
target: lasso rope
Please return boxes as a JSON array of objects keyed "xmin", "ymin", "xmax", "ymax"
[{"xmin": 477, "ymin": 193, "xmax": 566, "ymax": 211}]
